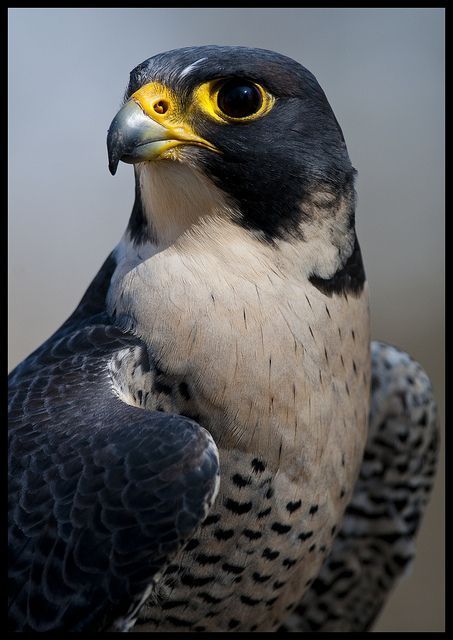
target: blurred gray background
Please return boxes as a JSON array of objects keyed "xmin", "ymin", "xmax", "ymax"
[{"xmin": 8, "ymin": 8, "xmax": 444, "ymax": 632}]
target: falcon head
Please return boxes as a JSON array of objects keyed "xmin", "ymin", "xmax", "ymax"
[{"xmin": 107, "ymin": 45, "xmax": 359, "ymax": 278}]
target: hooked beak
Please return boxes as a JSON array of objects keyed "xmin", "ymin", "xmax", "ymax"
[{"xmin": 107, "ymin": 85, "xmax": 219, "ymax": 175}]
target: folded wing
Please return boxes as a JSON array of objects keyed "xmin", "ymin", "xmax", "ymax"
[{"xmin": 8, "ymin": 313, "xmax": 219, "ymax": 632}]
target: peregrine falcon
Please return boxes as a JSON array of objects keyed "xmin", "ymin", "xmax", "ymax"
[{"xmin": 8, "ymin": 46, "xmax": 439, "ymax": 632}]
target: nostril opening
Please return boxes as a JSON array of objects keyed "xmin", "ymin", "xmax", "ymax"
[{"xmin": 153, "ymin": 100, "xmax": 169, "ymax": 115}]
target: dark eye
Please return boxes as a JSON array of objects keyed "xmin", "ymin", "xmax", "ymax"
[{"xmin": 217, "ymin": 79, "xmax": 263, "ymax": 119}]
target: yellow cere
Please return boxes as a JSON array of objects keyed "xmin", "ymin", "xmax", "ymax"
[
  {"xmin": 131, "ymin": 82, "xmax": 185, "ymax": 125},
  {"xmin": 193, "ymin": 79, "xmax": 275, "ymax": 124},
  {"xmin": 130, "ymin": 81, "xmax": 219, "ymax": 155}
]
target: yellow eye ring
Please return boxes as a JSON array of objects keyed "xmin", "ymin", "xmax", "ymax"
[{"xmin": 193, "ymin": 78, "xmax": 275, "ymax": 124}]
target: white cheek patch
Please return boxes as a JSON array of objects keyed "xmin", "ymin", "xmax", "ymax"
[{"xmin": 179, "ymin": 57, "xmax": 208, "ymax": 79}]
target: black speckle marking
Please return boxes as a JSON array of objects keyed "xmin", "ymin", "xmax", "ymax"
[
  {"xmin": 196, "ymin": 553, "xmax": 222, "ymax": 566},
  {"xmin": 340, "ymin": 488, "xmax": 346, "ymax": 499},
  {"xmin": 242, "ymin": 528, "xmax": 262, "ymax": 540},
  {"xmin": 309, "ymin": 504, "xmax": 319, "ymax": 516},
  {"xmin": 135, "ymin": 344, "xmax": 151, "ymax": 372},
  {"xmin": 181, "ymin": 573, "xmax": 214, "ymax": 587},
  {"xmin": 298, "ymin": 531, "xmax": 313, "ymax": 542},
  {"xmin": 222, "ymin": 563, "xmax": 245, "ymax": 575},
  {"xmin": 206, "ymin": 611, "xmax": 221, "ymax": 619},
  {"xmin": 419, "ymin": 411, "xmax": 428, "ymax": 426},
  {"xmin": 271, "ymin": 522, "xmax": 292, "ymax": 535},
  {"xmin": 266, "ymin": 487, "xmax": 274, "ymax": 499},
  {"xmin": 232, "ymin": 473, "xmax": 251, "ymax": 488},
  {"xmin": 286, "ymin": 499, "xmax": 302, "ymax": 513},
  {"xmin": 393, "ymin": 553, "xmax": 412, "ymax": 568},
  {"xmin": 319, "ymin": 545, "xmax": 327, "ymax": 553},
  {"xmin": 394, "ymin": 497, "xmax": 408, "ymax": 511},
  {"xmin": 251, "ymin": 458, "xmax": 266, "ymax": 473},
  {"xmin": 224, "ymin": 498, "xmax": 252, "ymax": 515},
  {"xmin": 165, "ymin": 615, "xmax": 193, "ymax": 628},
  {"xmin": 214, "ymin": 528, "xmax": 234, "ymax": 541},
  {"xmin": 184, "ymin": 538, "xmax": 199, "ymax": 551},
  {"xmin": 258, "ymin": 507, "xmax": 272, "ymax": 518},
  {"xmin": 384, "ymin": 562, "xmax": 395, "ymax": 579},
  {"xmin": 309, "ymin": 544, "xmax": 316, "ymax": 553},
  {"xmin": 273, "ymin": 580, "xmax": 286, "ymax": 590},
  {"xmin": 154, "ymin": 379, "xmax": 172, "ymax": 395},
  {"xmin": 266, "ymin": 597, "xmax": 278, "ymax": 607},
  {"xmin": 202, "ymin": 514, "xmax": 220, "ymax": 527},
  {"xmin": 178, "ymin": 381, "xmax": 191, "ymax": 400},
  {"xmin": 228, "ymin": 619, "xmax": 240, "ymax": 629},
  {"xmin": 199, "ymin": 592, "xmax": 222, "ymax": 605},
  {"xmin": 282, "ymin": 557, "xmax": 296, "ymax": 569},
  {"xmin": 331, "ymin": 525, "xmax": 337, "ymax": 536},
  {"xmin": 396, "ymin": 462, "xmax": 409, "ymax": 474},
  {"xmin": 241, "ymin": 595, "xmax": 262, "ymax": 607},
  {"xmin": 253, "ymin": 571, "xmax": 272, "ymax": 583},
  {"xmin": 371, "ymin": 373, "xmax": 380, "ymax": 392},
  {"xmin": 263, "ymin": 547, "xmax": 280, "ymax": 561},
  {"xmin": 377, "ymin": 577, "xmax": 387, "ymax": 591}
]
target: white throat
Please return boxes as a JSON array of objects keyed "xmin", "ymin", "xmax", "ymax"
[{"xmin": 136, "ymin": 158, "xmax": 238, "ymax": 251}]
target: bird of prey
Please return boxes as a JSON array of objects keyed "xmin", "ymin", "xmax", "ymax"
[{"xmin": 8, "ymin": 46, "xmax": 439, "ymax": 632}]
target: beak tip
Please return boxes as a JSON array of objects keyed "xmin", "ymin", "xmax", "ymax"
[{"xmin": 107, "ymin": 119, "xmax": 122, "ymax": 175}]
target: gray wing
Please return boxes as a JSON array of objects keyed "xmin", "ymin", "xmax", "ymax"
[
  {"xmin": 8, "ymin": 256, "xmax": 220, "ymax": 632},
  {"xmin": 280, "ymin": 340, "xmax": 439, "ymax": 632}
]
